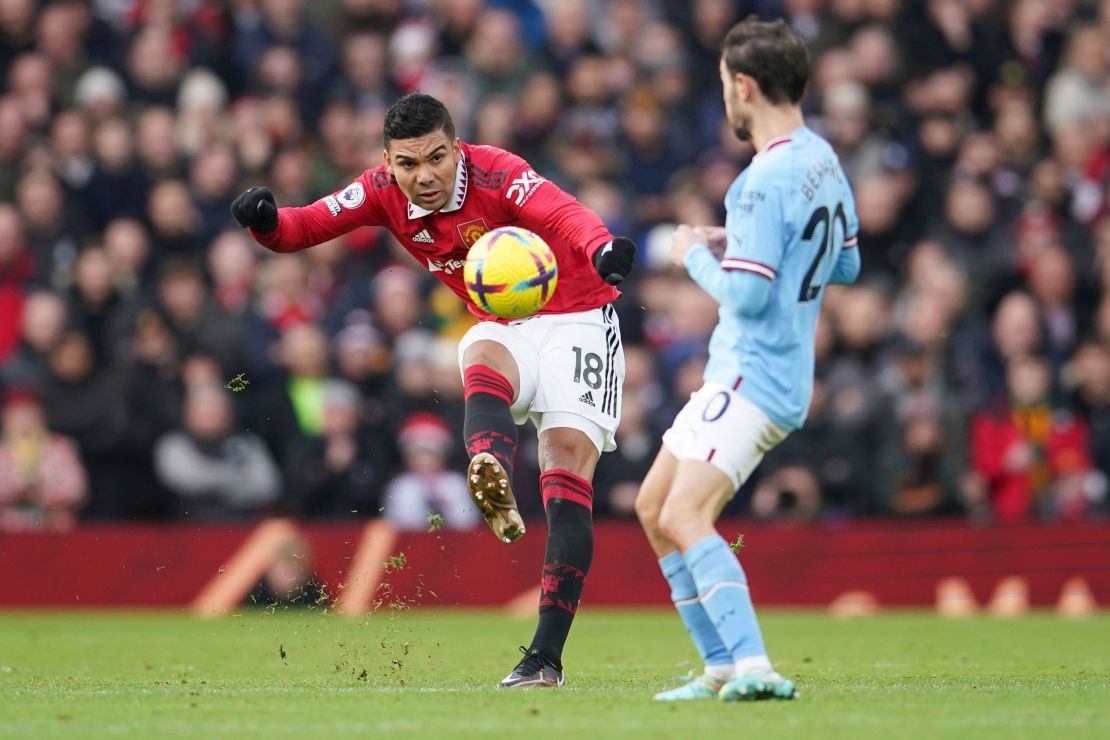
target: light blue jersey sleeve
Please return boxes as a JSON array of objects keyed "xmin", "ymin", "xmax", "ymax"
[
  {"xmin": 683, "ymin": 170, "xmax": 786, "ymax": 317},
  {"xmin": 829, "ymin": 184, "xmax": 860, "ymax": 285},
  {"xmin": 683, "ymin": 247, "xmax": 773, "ymax": 317}
]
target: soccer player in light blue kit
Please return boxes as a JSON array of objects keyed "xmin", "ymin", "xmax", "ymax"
[{"xmin": 635, "ymin": 18, "xmax": 860, "ymax": 702}]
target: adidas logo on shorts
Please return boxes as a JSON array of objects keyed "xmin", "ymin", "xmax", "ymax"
[
  {"xmin": 412, "ymin": 229, "xmax": 434, "ymax": 244},
  {"xmin": 578, "ymin": 391, "xmax": 595, "ymax": 407}
]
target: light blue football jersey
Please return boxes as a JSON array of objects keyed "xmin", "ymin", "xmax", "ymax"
[{"xmin": 688, "ymin": 126, "xmax": 860, "ymax": 431}]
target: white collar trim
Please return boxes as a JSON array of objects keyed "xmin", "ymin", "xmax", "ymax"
[{"xmin": 406, "ymin": 157, "xmax": 468, "ymax": 219}]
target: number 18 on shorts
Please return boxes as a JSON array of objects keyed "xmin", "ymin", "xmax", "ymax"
[{"xmin": 458, "ymin": 305, "xmax": 624, "ymax": 453}]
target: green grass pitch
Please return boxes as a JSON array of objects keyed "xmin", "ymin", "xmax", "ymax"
[{"xmin": 1, "ymin": 609, "xmax": 1107, "ymax": 738}]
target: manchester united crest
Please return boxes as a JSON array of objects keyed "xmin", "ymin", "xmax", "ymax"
[{"xmin": 457, "ymin": 218, "xmax": 490, "ymax": 248}]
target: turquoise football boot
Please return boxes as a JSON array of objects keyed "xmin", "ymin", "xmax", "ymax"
[
  {"xmin": 718, "ymin": 670, "xmax": 797, "ymax": 701},
  {"xmin": 654, "ymin": 673, "xmax": 727, "ymax": 701}
]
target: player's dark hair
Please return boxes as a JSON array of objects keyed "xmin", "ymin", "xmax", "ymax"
[
  {"xmin": 721, "ymin": 18, "xmax": 810, "ymax": 105},
  {"xmin": 382, "ymin": 93, "xmax": 456, "ymax": 146}
]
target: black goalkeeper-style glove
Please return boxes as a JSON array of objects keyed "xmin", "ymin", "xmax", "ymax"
[
  {"xmin": 593, "ymin": 236, "xmax": 637, "ymax": 286},
  {"xmin": 230, "ymin": 187, "xmax": 279, "ymax": 233}
]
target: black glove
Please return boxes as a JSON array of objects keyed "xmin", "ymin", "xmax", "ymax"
[
  {"xmin": 593, "ymin": 236, "xmax": 636, "ymax": 286},
  {"xmin": 230, "ymin": 187, "xmax": 279, "ymax": 233}
]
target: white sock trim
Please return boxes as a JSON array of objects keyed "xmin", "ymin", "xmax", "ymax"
[
  {"xmin": 735, "ymin": 655, "xmax": 773, "ymax": 675},
  {"xmin": 705, "ymin": 663, "xmax": 734, "ymax": 682},
  {"xmin": 699, "ymin": 580, "xmax": 748, "ymax": 601}
]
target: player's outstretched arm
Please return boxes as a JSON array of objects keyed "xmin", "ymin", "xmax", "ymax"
[
  {"xmin": 231, "ymin": 179, "xmax": 378, "ymax": 253},
  {"xmin": 671, "ymin": 224, "xmax": 773, "ymax": 317},
  {"xmin": 687, "ymin": 246, "xmax": 773, "ymax": 316}
]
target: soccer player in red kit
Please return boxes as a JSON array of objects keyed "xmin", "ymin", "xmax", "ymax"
[{"xmin": 231, "ymin": 93, "xmax": 636, "ymax": 687}]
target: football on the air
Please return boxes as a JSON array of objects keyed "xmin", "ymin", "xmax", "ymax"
[{"xmin": 464, "ymin": 227, "xmax": 559, "ymax": 319}]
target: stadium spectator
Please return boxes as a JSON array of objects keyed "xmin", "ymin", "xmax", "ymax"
[
  {"xmin": 245, "ymin": 254, "xmax": 324, "ymax": 379},
  {"xmin": 207, "ymin": 229, "xmax": 258, "ymax": 316},
  {"xmin": 282, "ymin": 379, "xmax": 394, "ymax": 518},
  {"xmin": 3, "ymin": 290, "xmax": 67, "ymax": 387},
  {"xmin": 592, "ymin": 381, "xmax": 661, "ymax": 517},
  {"xmin": 38, "ymin": 330, "xmax": 128, "ymax": 518},
  {"xmin": 67, "ymin": 245, "xmax": 128, "ymax": 363},
  {"xmin": 102, "ymin": 218, "xmax": 153, "ymax": 297},
  {"xmin": 960, "ymin": 291, "xmax": 1046, "ymax": 411},
  {"xmin": 872, "ymin": 336, "xmax": 967, "ymax": 516},
  {"xmin": 0, "ymin": 388, "xmax": 86, "ymax": 531},
  {"xmin": 155, "ymin": 258, "xmax": 241, "ymax": 371},
  {"xmin": 970, "ymin": 354, "xmax": 1100, "ymax": 522},
  {"xmin": 85, "ymin": 116, "xmax": 149, "ymax": 230},
  {"xmin": 154, "ymin": 382, "xmax": 281, "ymax": 520},
  {"xmin": 382, "ymin": 413, "xmax": 480, "ymax": 531},
  {"xmin": 749, "ymin": 465, "xmax": 823, "ymax": 524},
  {"xmin": 253, "ymin": 322, "xmax": 333, "ymax": 453},
  {"xmin": 0, "ymin": 205, "xmax": 30, "ymax": 364}
]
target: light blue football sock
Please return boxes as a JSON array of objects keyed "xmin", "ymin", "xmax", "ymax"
[
  {"xmin": 659, "ymin": 551, "xmax": 732, "ymax": 671},
  {"xmin": 684, "ymin": 535, "xmax": 769, "ymax": 666}
]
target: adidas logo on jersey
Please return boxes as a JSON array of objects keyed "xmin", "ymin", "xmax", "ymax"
[
  {"xmin": 412, "ymin": 229, "xmax": 434, "ymax": 244},
  {"xmin": 578, "ymin": 391, "xmax": 595, "ymax": 407}
]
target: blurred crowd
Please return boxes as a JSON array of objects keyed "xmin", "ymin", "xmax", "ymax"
[{"xmin": 2, "ymin": 0, "xmax": 1110, "ymax": 532}]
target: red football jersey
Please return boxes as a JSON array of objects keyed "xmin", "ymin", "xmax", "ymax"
[{"xmin": 250, "ymin": 142, "xmax": 620, "ymax": 321}]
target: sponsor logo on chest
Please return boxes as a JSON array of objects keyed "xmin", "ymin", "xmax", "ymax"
[{"xmin": 427, "ymin": 257, "xmax": 467, "ymax": 275}]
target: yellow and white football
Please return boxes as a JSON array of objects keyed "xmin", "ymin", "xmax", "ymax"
[{"xmin": 464, "ymin": 226, "xmax": 558, "ymax": 319}]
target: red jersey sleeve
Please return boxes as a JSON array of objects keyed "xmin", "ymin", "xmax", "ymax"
[
  {"xmin": 497, "ymin": 153, "xmax": 613, "ymax": 258},
  {"xmin": 250, "ymin": 170, "xmax": 388, "ymax": 253}
]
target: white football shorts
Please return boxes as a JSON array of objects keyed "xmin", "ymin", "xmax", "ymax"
[
  {"xmin": 662, "ymin": 382, "xmax": 789, "ymax": 491},
  {"xmin": 457, "ymin": 305, "xmax": 624, "ymax": 453}
]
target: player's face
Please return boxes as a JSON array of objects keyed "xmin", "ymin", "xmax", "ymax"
[
  {"xmin": 720, "ymin": 58, "xmax": 753, "ymax": 142},
  {"xmin": 384, "ymin": 131, "xmax": 461, "ymax": 211}
]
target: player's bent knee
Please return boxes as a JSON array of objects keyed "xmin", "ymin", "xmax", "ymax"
[
  {"xmin": 655, "ymin": 500, "xmax": 684, "ymax": 544},
  {"xmin": 633, "ymin": 490, "xmax": 661, "ymax": 528},
  {"xmin": 538, "ymin": 427, "xmax": 599, "ymax": 479},
  {"xmin": 656, "ymin": 495, "xmax": 707, "ymax": 546},
  {"xmin": 634, "ymin": 448, "xmax": 676, "ymax": 529}
]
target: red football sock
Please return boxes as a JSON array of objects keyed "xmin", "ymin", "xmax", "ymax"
[
  {"xmin": 463, "ymin": 364, "xmax": 517, "ymax": 481},
  {"xmin": 530, "ymin": 468, "xmax": 594, "ymax": 663}
]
